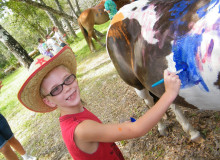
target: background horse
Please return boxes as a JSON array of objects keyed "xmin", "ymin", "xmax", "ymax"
[
  {"xmin": 106, "ymin": 0, "xmax": 220, "ymax": 142},
  {"xmin": 78, "ymin": 0, "xmax": 130, "ymax": 52}
]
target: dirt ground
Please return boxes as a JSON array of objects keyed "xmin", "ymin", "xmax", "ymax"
[{"xmin": 21, "ymin": 51, "xmax": 219, "ymax": 160}]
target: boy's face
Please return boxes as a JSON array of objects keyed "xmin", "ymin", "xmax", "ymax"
[{"xmin": 41, "ymin": 65, "xmax": 81, "ymax": 109}]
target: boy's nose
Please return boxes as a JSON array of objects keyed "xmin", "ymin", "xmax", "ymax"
[{"xmin": 63, "ymin": 84, "xmax": 71, "ymax": 93}]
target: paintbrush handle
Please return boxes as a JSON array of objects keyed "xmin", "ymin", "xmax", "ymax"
[
  {"xmin": 151, "ymin": 79, "xmax": 164, "ymax": 87},
  {"xmin": 151, "ymin": 69, "xmax": 183, "ymax": 88}
]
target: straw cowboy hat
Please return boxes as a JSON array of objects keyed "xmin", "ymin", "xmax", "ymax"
[{"xmin": 18, "ymin": 46, "xmax": 77, "ymax": 113}]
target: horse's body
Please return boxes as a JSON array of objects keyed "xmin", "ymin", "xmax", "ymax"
[
  {"xmin": 106, "ymin": 0, "xmax": 220, "ymax": 141},
  {"xmin": 78, "ymin": 0, "xmax": 130, "ymax": 52}
]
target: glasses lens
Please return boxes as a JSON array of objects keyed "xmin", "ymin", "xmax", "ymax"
[
  {"xmin": 64, "ymin": 74, "xmax": 75, "ymax": 85},
  {"xmin": 49, "ymin": 74, "xmax": 76, "ymax": 96},
  {"xmin": 50, "ymin": 85, "xmax": 63, "ymax": 96}
]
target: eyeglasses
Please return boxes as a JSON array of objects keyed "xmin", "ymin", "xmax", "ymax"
[{"xmin": 45, "ymin": 74, "xmax": 76, "ymax": 97}]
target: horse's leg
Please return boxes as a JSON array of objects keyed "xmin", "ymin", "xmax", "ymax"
[
  {"xmin": 170, "ymin": 104, "xmax": 204, "ymax": 143},
  {"xmin": 94, "ymin": 29, "xmax": 104, "ymax": 37},
  {"xmin": 92, "ymin": 31, "xmax": 105, "ymax": 47},
  {"xmin": 135, "ymin": 88, "xmax": 168, "ymax": 136},
  {"xmin": 87, "ymin": 30, "xmax": 96, "ymax": 52}
]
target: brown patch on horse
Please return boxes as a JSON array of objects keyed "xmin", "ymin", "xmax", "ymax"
[
  {"xmin": 107, "ymin": 19, "xmax": 144, "ymax": 90},
  {"xmin": 214, "ymin": 72, "xmax": 220, "ymax": 89}
]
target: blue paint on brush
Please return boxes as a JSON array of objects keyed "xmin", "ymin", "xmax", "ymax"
[{"xmin": 130, "ymin": 117, "xmax": 136, "ymax": 122}]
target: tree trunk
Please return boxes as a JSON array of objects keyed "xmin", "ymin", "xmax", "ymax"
[
  {"xmin": 66, "ymin": 0, "xmax": 79, "ymax": 18},
  {"xmin": 0, "ymin": 25, "xmax": 33, "ymax": 68},
  {"xmin": 64, "ymin": 19, "xmax": 78, "ymax": 38},
  {"xmin": 13, "ymin": 0, "xmax": 75, "ymax": 21},
  {"xmin": 74, "ymin": 0, "xmax": 81, "ymax": 14},
  {"xmin": 54, "ymin": 0, "xmax": 77, "ymax": 38},
  {"xmin": 39, "ymin": 0, "xmax": 67, "ymax": 39}
]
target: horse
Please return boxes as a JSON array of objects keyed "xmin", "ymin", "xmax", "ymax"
[
  {"xmin": 106, "ymin": 0, "xmax": 220, "ymax": 142},
  {"xmin": 77, "ymin": 0, "xmax": 130, "ymax": 52}
]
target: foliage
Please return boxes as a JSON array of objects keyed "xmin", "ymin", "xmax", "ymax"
[{"xmin": 0, "ymin": 0, "xmax": 104, "ymax": 76}]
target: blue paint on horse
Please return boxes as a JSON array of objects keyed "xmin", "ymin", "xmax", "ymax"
[
  {"xmin": 142, "ymin": 5, "xmax": 148, "ymax": 11},
  {"xmin": 169, "ymin": 0, "xmax": 196, "ymax": 21},
  {"xmin": 197, "ymin": 0, "xmax": 220, "ymax": 18},
  {"xmin": 172, "ymin": 33, "xmax": 209, "ymax": 92},
  {"xmin": 168, "ymin": 0, "xmax": 218, "ymax": 92},
  {"xmin": 207, "ymin": 39, "xmax": 214, "ymax": 57}
]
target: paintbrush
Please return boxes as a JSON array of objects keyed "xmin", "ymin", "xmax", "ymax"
[{"xmin": 151, "ymin": 64, "xmax": 187, "ymax": 88}]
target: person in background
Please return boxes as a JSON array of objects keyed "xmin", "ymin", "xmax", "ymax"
[
  {"xmin": 0, "ymin": 81, "xmax": 37, "ymax": 160},
  {"xmin": 46, "ymin": 35, "xmax": 62, "ymax": 55},
  {"xmin": 18, "ymin": 47, "xmax": 181, "ymax": 160},
  {"xmin": 104, "ymin": 0, "xmax": 118, "ymax": 20},
  {"xmin": 52, "ymin": 27, "xmax": 68, "ymax": 47},
  {"xmin": 37, "ymin": 38, "xmax": 54, "ymax": 58}
]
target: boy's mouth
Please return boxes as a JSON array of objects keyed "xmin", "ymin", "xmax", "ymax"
[{"xmin": 66, "ymin": 90, "xmax": 76, "ymax": 101}]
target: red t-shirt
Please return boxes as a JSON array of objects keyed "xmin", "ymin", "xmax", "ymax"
[{"xmin": 59, "ymin": 108, "xmax": 125, "ymax": 160}]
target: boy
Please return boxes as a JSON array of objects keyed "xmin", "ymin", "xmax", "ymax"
[{"xmin": 18, "ymin": 46, "xmax": 181, "ymax": 159}]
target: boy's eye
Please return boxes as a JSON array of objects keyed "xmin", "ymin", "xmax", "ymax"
[
  {"xmin": 51, "ymin": 85, "xmax": 61, "ymax": 94},
  {"xmin": 65, "ymin": 77, "xmax": 72, "ymax": 83}
]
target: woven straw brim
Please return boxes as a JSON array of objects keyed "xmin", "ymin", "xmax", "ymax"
[{"xmin": 18, "ymin": 46, "xmax": 77, "ymax": 113}]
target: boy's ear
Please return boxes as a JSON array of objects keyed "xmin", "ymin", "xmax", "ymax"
[{"xmin": 42, "ymin": 98, "xmax": 57, "ymax": 108}]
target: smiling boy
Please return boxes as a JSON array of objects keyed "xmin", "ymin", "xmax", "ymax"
[{"xmin": 18, "ymin": 46, "xmax": 180, "ymax": 159}]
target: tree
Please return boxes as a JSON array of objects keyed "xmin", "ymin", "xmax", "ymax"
[
  {"xmin": 13, "ymin": 0, "xmax": 75, "ymax": 21},
  {"xmin": 74, "ymin": 0, "xmax": 81, "ymax": 14},
  {"xmin": 66, "ymin": 0, "xmax": 78, "ymax": 18},
  {"xmin": 39, "ymin": 0, "xmax": 67, "ymax": 38},
  {"xmin": 0, "ymin": 25, "xmax": 33, "ymax": 68},
  {"xmin": 54, "ymin": 0, "xmax": 77, "ymax": 38},
  {"xmin": 1, "ymin": 0, "xmax": 53, "ymax": 50}
]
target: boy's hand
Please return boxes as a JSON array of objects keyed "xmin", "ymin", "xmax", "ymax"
[{"xmin": 164, "ymin": 70, "xmax": 181, "ymax": 98}]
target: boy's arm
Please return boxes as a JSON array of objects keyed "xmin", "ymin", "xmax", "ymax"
[
  {"xmin": 59, "ymin": 37, "xmax": 67, "ymax": 44},
  {"xmin": 75, "ymin": 70, "xmax": 181, "ymax": 143}
]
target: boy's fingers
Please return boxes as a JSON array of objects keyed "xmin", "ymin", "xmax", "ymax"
[{"xmin": 164, "ymin": 69, "xmax": 169, "ymax": 77}]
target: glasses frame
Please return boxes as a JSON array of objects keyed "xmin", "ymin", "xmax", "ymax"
[{"xmin": 45, "ymin": 74, "xmax": 76, "ymax": 97}]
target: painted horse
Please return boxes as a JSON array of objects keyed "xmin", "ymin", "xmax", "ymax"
[
  {"xmin": 77, "ymin": 0, "xmax": 130, "ymax": 52},
  {"xmin": 106, "ymin": 0, "xmax": 220, "ymax": 142}
]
